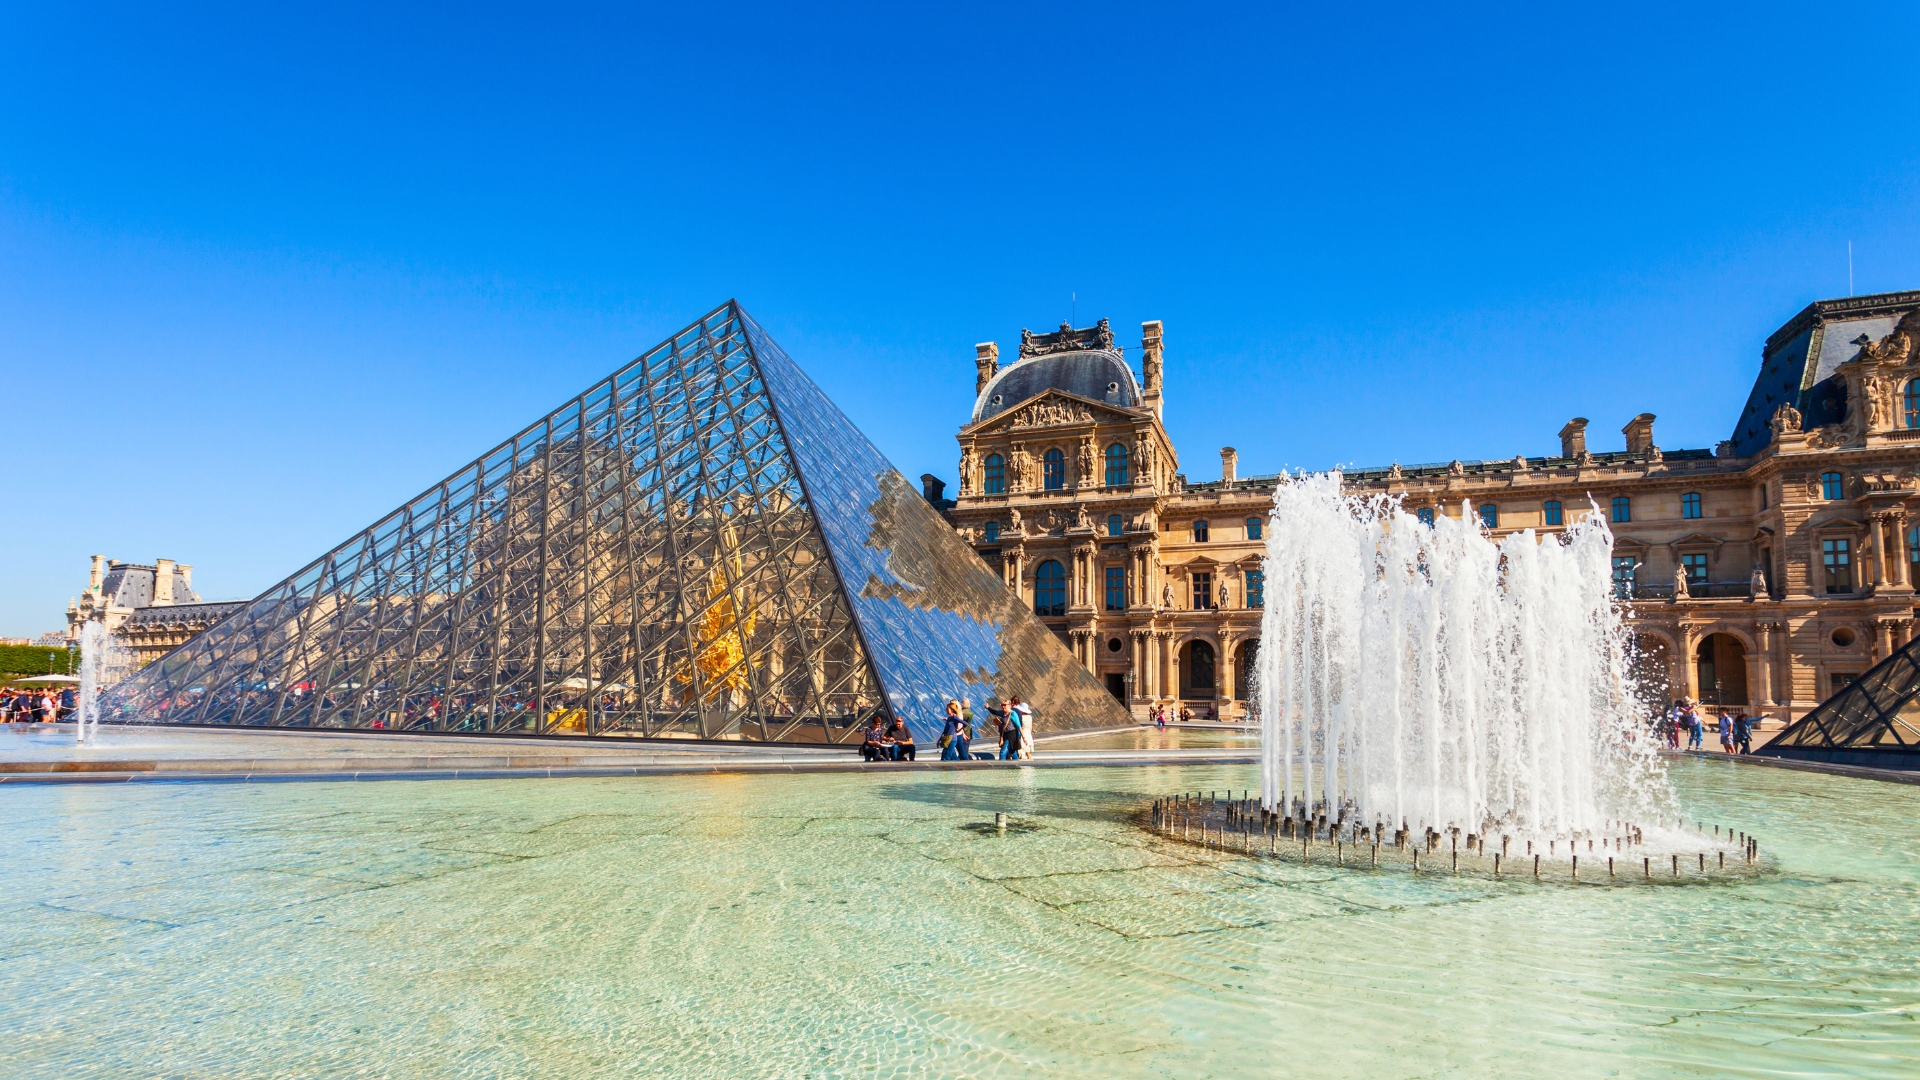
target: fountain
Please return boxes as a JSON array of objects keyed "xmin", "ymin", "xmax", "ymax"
[
  {"xmin": 76, "ymin": 620, "xmax": 131, "ymax": 746},
  {"xmin": 1140, "ymin": 472, "xmax": 1753, "ymax": 876}
]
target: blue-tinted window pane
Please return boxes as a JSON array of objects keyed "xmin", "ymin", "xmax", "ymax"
[
  {"xmin": 1104, "ymin": 443, "xmax": 1129, "ymax": 486},
  {"xmin": 1193, "ymin": 519, "xmax": 1210, "ymax": 543},
  {"xmin": 1417, "ymin": 507, "xmax": 1435, "ymax": 527},
  {"xmin": 1907, "ymin": 380, "xmax": 1920, "ymax": 429},
  {"xmin": 983, "ymin": 454, "xmax": 1005, "ymax": 495},
  {"xmin": 1107, "ymin": 514, "xmax": 1123, "ymax": 537},
  {"xmin": 1479, "ymin": 504, "xmax": 1499, "ymax": 528},
  {"xmin": 1681, "ymin": 492, "xmax": 1702, "ymax": 519},
  {"xmin": 1104, "ymin": 566, "xmax": 1126, "ymax": 611},
  {"xmin": 1034, "ymin": 560, "xmax": 1067, "ymax": 616},
  {"xmin": 1680, "ymin": 552, "xmax": 1707, "ymax": 585},
  {"xmin": 1246, "ymin": 517, "xmax": 1262, "ymax": 540},
  {"xmin": 983, "ymin": 521, "xmax": 999, "ymax": 544},
  {"xmin": 1611, "ymin": 556, "xmax": 1636, "ymax": 599},
  {"xmin": 1823, "ymin": 538, "xmax": 1852, "ymax": 593},
  {"xmin": 1043, "ymin": 447, "xmax": 1065, "ymax": 491},
  {"xmin": 1246, "ymin": 569, "xmax": 1264, "ymax": 607},
  {"xmin": 1543, "ymin": 500, "xmax": 1563, "ymax": 526},
  {"xmin": 1822, "ymin": 472, "xmax": 1843, "ymax": 500},
  {"xmin": 1611, "ymin": 497, "xmax": 1631, "ymax": 523}
]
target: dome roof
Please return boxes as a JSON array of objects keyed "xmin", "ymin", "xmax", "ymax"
[{"xmin": 971, "ymin": 350, "xmax": 1141, "ymax": 423}]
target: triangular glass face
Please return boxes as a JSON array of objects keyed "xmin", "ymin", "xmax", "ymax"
[
  {"xmin": 1762, "ymin": 633, "xmax": 1920, "ymax": 765},
  {"xmin": 109, "ymin": 302, "xmax": 1128, "ymax": 744}
]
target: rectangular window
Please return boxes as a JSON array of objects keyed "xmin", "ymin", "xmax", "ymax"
[
  {"xmin": 1104, "ymin": 567, "xmax": 1126, "ymax": 611},
  {"xmin": 1193, "ymin": 520, "xmax": 1210, "ymax": 543},
  {"xmin": 1822, "ymin": 472, "xmax": 1843, "ymax": 500},
  {"xmin": 1680, "ymin": 553, "xmax": 1707, "ymax": 585},
  {"xmin": 1246, "ymin": 517, "xmax": 1262, "ymax": 541},
  {"xmin": 1611, "ymin": 496, "xmax": 1631, "ymax": 523},
  {"xmin": 1192, "ymin": 572, "xmax": 1213, "ymax": 610},
  {"xmin": 1479, "ymin": 504, "xmax": 1499, "ymax": 529},
  {"xmin": 1543, "ymin": 500, "xmax": 1563, "ymax": 527},
  {"xmin": 1246, "ymin": 569, "xmax": 1264, "ymax": 608},
  {"xmin": 1681, "ymin": 493, "xmax": 1702, "ymax": 519},
  {"xmin": 1831, "ymin": 672, "xmax": 1859, "ymax": 695},
  {"xmin": 1824, "ymin": 538, "xmax": 1852, "ymax": 593},
  {"xmin": 1611, "ymin": 556, "xmax": 1637, "ymax": 599}
]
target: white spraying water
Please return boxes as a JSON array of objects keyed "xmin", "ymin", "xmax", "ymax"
[
  {"xmin": 1257, "ymin": 472, "xmax": 1673, "ymax": 842},
  {"xmin": 76, "ymin": 621, "xmax": 132, "ymax": 746}
]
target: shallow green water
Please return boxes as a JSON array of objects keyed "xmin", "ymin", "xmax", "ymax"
[
  {"xmin": 2, "ymin": 759, "xmax": 1916, "ymax": 1078},
  {"xmin": 1042, "ymin": 725, "xmax": 1258, "ymax": 751}
]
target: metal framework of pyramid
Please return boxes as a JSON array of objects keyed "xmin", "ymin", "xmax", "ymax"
[
  {"xmin": 109, "ymin": 301, "xmax": 1129, "ymax": 745},
  {"xmin": 1758, "ymin": 634, "xmax": 1920, "ymax": 770}
]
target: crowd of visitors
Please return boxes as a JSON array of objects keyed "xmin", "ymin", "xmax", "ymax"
[
  {"xmin": 1657, "ymin": 697, "xmax": 1756, "ymax": 755},
  {"xmin": 0, "ymin": 686, "xmax": 75, "ymax": 724},
  {"xmin": 859, "ymin": 695, "xmax": 1036, "ymax": 763}
]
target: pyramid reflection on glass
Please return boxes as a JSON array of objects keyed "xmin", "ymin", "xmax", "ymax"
[
  {"xmin": 111, "ymin": 302, "xmax": 1129, "ymax": 744},
  {"xmin": 1758, "ymin": 635, "xmax": 1920, "ymax": 770}
]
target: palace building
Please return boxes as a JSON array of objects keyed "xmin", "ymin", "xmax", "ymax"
[
  {"xmin": 949, "ymin": 290, "xmax": 1920, "ymax": 733},
  {"xmin": 65, "ymin": 555, "xmax": 245, "ymax": 667}
]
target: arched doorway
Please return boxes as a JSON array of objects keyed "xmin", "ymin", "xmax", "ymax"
[
  {"xmin": 1628, "ymin": 633, "xmax": 1672, "ymax": 706},
  {"xmin": 1180, "ymin": 640, "xmax": 1215, "ymax": 700},
  {"xmin": 1695, "ymin": 633, "xmax": 1748, "ymax": 706}
]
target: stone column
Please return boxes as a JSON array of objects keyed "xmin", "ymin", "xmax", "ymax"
[
  {"xmin": 1158, "ymin": 631, "xmax": 1175, "ymax": 701},
  {"xmin": 1130, "ymin": 630, "xmax": 1150, "ymax": 700},
  {"xmin": 1218, "ymin": 632, "xmax": 1235, "ymax": 708},
  {"xmin": 1871, "ymin": 513, "xmax": 1889, "ymax": 590},
  {"xmin": 1754, "ymin": 623, "xmax": 1777, "ymax": 707},
  {"xmin": 1680, "ymin": 626, "xmax": 1700, "ymax": 702},
  {"xmin": 1895, "ymin": 511, "xmax": 1913, "ymax": 588},
  {"xmin": 1876, "ymin": 619, "xmax": 1895, "ymax": 663}
]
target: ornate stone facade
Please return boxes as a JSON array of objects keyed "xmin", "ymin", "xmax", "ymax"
[
  {"xmin": 951, "ymin": 320, "xmax": 1268, "ymax": 719},
  {"xmin": 66, "ymin": 555, "xmax": 244, "ymax": 667},
  {"xmin": 948, "ymin": 291, "xmax": 1920, "ymax": 731}
]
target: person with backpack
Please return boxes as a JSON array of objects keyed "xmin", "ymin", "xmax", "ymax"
[
  {"xmin": 1009, "ymin": 695, "xmax": 1035, "ymax": 759},
  {"xmin": 990, "ymin": 698, "xmax": 1018, "ymax": 760}
]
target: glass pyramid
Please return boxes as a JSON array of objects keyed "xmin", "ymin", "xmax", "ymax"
[
  {"xmin": 109, "ymin": 302, "xmax": 1129, "ymax": 745},
  {"xmin": 1758, "ymin": 635, "xmax": 1920, "ymax": 770}
]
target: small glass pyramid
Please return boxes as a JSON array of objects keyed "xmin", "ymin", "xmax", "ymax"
[
  {"xmin": 109, "ymin": 302, "xmax": 1130, "ymax": 744},
  {"xmin": 1759, "ymin": 636, "xmax": 1920, "ymax": 769}
]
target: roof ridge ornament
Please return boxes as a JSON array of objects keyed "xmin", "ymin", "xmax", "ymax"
[{"xmin": 1018, "ymin": 318, "xmax": 1115, "ymax": 359}]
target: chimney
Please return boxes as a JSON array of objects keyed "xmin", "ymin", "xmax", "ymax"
[
  {"xmin": 1559, "ymin": 417, "xmax": 1589, "ymax": 459},
  {"xmin": 178, "ymin": 564, "xmax": 194, "ymax": 598},
  {"xmin": 153, "ymin": 558, "xmax": 175, "ymax": 606},
  {"xmin": 974, "ymin": 342, "xmax": 999, "ymax": 396},
  {"xmin": 1622, "ymin": 413, "xmax": 1656, "ymax": 455},
  {"xmin": 1221, "ymin": 447, "xmax": 1238, "ymax": 485},
  {"xmin": 1141, "ymin": 320, "xmax": 1165, "ymax": 418},
  {"xmin": 88, "ymin": 554, "xmax": 104, "ymax": 594},
  {"xmin": 919, "ymin": 474, "xmax": 947, "ymax": 504}
]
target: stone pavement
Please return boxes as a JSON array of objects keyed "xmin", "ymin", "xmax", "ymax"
[{"xmin": 0, "ymin": 723, "xmax": 1255, "ymax": 785}]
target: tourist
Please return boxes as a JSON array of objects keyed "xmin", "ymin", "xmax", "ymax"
[
  {"xmin": 939, "ymin": 700, "xmax": 968, "ymax": 761},
  {"xmin": 1009, "ymin": 695, "xmax": 1035, "ymax": 759},
  {"xmin": 987, "ymin": 699, "xmax": 1016, "ymax": 759},
  {"xmin": 1179, "ymin": 705, "xmax": 1191, "ymax": 724},
  {"xmin": 886, "ymin": 716, "xmax": 916, "ymax": 761},
  {"xmin": 860, "ymin": 714, "xmax": 889, "ymax": 762},
  {"xmin": 1734, "ymin": 712, "xmax": 1754, "ymax": 755},
  {"xmin": 960, "ymin": 700, "xmax": 979, "ymax": 759},
  {"xmin": 1154, "ymin": 706, "xmax": 1166, "ymax": 731},
  {"xmin": 1717, "ymin": 711, "xmax": 1734, "ymax": 754},
  {"xmin": 1680, "ymin": 699, "xmax": 1703, "ymax": 749}
]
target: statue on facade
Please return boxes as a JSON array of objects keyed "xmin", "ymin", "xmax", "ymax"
[
  {"xmin": 1008, "ymin": 507, "xmax": 1023, "ymax": 533},
  {"xmin": 1009, "ymin": 446, "xmax": 1032, "ymax": 492},
  {"xmin": 1075, "ymin": 504, "xmax": 1092, "ymax": 530},
  {"xmin": 1218, "ymin": 580, "xmax": 1230, "ymax": 608},
  {"xmin": 1749, "ymin": 563, "xmax": 1766, "ymax": 602},
  {"xmin": 1077, "ymin": 437, "xmax": 1095, "ymax": 482},
  {"xmin": 1386, "ymin": 463, "xmax": 1403, "ymax": 480},
  {"xmin": 958, "ymin": 448, "xmax": 976, "ymax": 496},
  {"xmin": 1866, "ymin": 375, "xmax": 1894, "ymax": 431},
  {"xmin": 1135, "ymin": 433, "xmax": 1155, "ymax": 486},
  {"xmin": 1769, "ymin": 401, "xmax": 1802, "ymax": 436},
  {"xmin": 1673, "ymin": 563, "xmax": 1690, "ymax": 600},
  {"xmin": 1162, "ymin": 581, "xmax": 1176, "ymax": 609}
]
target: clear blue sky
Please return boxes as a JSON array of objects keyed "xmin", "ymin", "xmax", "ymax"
[{"xmin": 5, "ymin": 3, "xmax": 1920, "ymax": 635}]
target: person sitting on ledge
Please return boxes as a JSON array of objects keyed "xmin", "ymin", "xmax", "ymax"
[
  {"xmin": 886, "ymin": 716, "xmax": 916, "ymax": 761},
  {"xmin": 860, "ymin": 714, "xmax": 890, "ymax": 762}
]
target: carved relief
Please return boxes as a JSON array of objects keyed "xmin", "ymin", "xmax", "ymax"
[
  {"xmin": 1134, "ymin": 432, "xmax": 1156, "ymax": 488},
  {"xmin": 958, "ymin": 447, "xmax": 977, "ymax": 496},
  {"xmin": 1386, "ymin": 463, "xmax": 1403, "ymax": 480},
  {"xmin": 1009, "ymin": 399, "xmax": 1094, "ymax": 429},
  {"xmin": 1866, "ymin": 375, "xmax": 1894, "ymax": 431},
  {"xmin": 1075, "ymin": 505, "xmax": 1092, "ymax": 530},
  {"xmin": 1807, "ymin": 424, "xmax": 1849, "ymax": 450},
  {"xmin": 1077, "ymin": 437, "xmax": 1095, "ymax": 484},
  {"xmin": 1007, "ymin": 507, "xmax": 1023, "ymax": 533},
  {"xmin": 1009, "ymin": 444, "xmax": 1033, "ymax": 493},
  {"xmin": 1769, "ymin": 402, "xmax": 1802, "ymax": 435}
]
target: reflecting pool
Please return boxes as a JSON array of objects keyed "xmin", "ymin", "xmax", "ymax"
[{"xmin": 2, "ymin": 759, "xmax": 1916, "ymax": 1078}]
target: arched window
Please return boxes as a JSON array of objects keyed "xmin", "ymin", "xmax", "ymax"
[
  {"xmin": 983, "ymin": 521, "xmax": 999, "ymax": 544},
  {"xmin": 1246, "ymin": 517, "xmax": 1262, "ymax": 540},
  {"xmin": 1107, "ymin": 514, "xmax": 1124, "ymax": 537},
  {"xmin": 1043, "ymin": 447, "xmax": 1065, "ymax": 491},
  {"xmin": 1906, "ymin": 380, "xmax": 1920, "ymax": 429},
  {"xmin": 1543, "ymin": 500, "xmax": 1563, "ymax": 527},
  {"xmin": 983, "ymin": 454, "xmax": 1005, "ymax": 495},
  {"xmin": 1417, "ymin": 507, "xmax": 1435, "ymax": 527},
  {"xmin": 1034, "ymin": 560, "xmax": 1067, "ymax": 616},
  {"xmin": 1611, "ymin": 496, "xmax": 1631, "ymax": 523},
  {"xmin": 1479, "ymin": 504, "xmax": 1499, "ymax": 529},
  {"xmin": 1187, "ymin": 641, "xmax": 1216, "ymax": 690},
  {"xmin": 1681, "ymin": 492, "xmax": 1702, "ymax": 519},
  {"xmin": 1104, "ymin": 443, "xmax": 1129, "ymax": 486},
  {"xmin": 1193, "ymin": 520, "xmax": 1210, "ymax": 543},
  {"xmin": 1822, "ymin": 472, "xmax": 1843, "ymax": 500}
]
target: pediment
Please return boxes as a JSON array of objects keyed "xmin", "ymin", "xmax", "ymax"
[
  {"xmin": 966, "ymin": 389, "xmax": 1142, "ymax": 435},
  {"xmin": 1667, "ymin": 532, "xmax": 1725, "ymax": 550}
]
